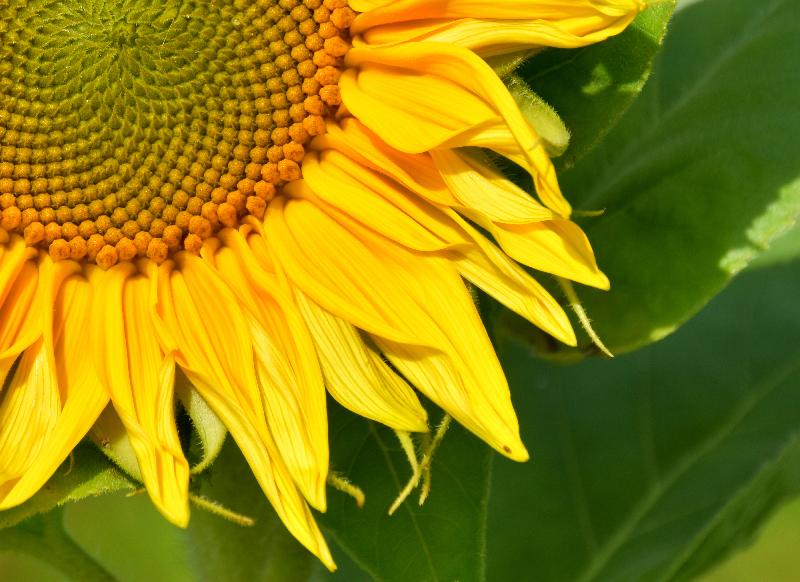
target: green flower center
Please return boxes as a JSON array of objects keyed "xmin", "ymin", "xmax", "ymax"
[{"xmin": 0, "ymin": 0, "xmax": 352, "ymax": 267}]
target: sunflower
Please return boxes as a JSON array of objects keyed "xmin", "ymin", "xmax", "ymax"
[{"xmin": 0, "ymin": 0, "xmax": 642, "ymax": 569}]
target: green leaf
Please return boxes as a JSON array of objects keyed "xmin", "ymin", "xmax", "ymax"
[
  {"xmin": 64, "ymin": 494, "xmax": 195, "ymax": 582},
  {"xmin": 488, "ymin": 259, "xmax": 800, "ymax": 581},
  {"xmin": 184, "ymin": 442, "xmax": 320, "ymax": 582},
  {"xmin": 0, "ymin": 442, "xmax": 134, "ymax": 530},
  {"xmin": 750, "ymin": 223, "xmax": 800, "ymax": 269},
  {"xmin": 517, "ymin": 1, "xmax": 675, "ymax": 170},
  {"xmin": 701, "ymin": 496, "xmax": 800, "ymax": 582},
  {"xmin": 0, "ymin": 509, "xmax": 114, "ymax": 581},
  {"xmin": 320, "ymin": 404, "xmax": 492, "ymax": 582},
  {"xmin": 54, "ymin": 414, "xmax": 490, "ymax": 582},
  {"xmin": 556, "ymin": 0, "xmax": 800, "ymax": 353},
  {"xmin": 62, "ymin": 441, "xmax": 320, "ymax": 582}
]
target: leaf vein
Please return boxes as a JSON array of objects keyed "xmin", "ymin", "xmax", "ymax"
[{"xmin": 575, "ymin": 347, "xmax": 800, "ymax": 582}]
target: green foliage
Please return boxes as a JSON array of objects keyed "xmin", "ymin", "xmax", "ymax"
[
  {"xmin": 702, "ymin": 496, "xmax": 800, "ymax": 582},
  {"xmin": 489, "ymin": 260, "xmax": 800, "ymax": 582},
  {"xmin": 518, "ymin": 1, "xmax": 676, "ymax": 170},
  {"xmin": 12, "ymin": 264, "xmax": 799, "ymax": 581},
  {"xmin": 750, "ymin": 224, "xmax": 800, "ymax": 269},
  {"xmin": 63, "ymin": 442, "xmax": 322, "ymax": 582},
  {"xmin": 319, "ymin": 406, "xmax": 492, "ymax": 582},
  {"xmin": 556, "ymin": 0, "xmax": 800, "ymax": 353},
  {"xmin": 0, "ymin": 443, "xmax": 133, "ymax": 530},
  {"xmin": 182, "ymin": 443, "xmax": 320, "ymax": 582},
  {"xmin": 0, "ymin": 509, "xmax": 114, "ymax": 581},
  {"xmin": 50, "ymin": 411, "xmax": 491, "ymax": 582},
  {"xmin": 1, "ymin": 1, "xmax": 798, "ymax": 580},
  {"xmin": 28, "ymin": 265, "xmax": 800, "ymax": 582}
]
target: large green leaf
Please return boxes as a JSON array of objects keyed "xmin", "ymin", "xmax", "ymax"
[
  {"xmin": 556, "ymin": 0, "xmax": 800, "ymax": 353},
  {"xmin": 750, "ymin": 223, "xmax": 800, "ymax": 269},
  {"xmin": 320, "ymin": 404, "xmax": 492, "ymax": 582},
  {"xmin": 64, "ymin": 494, "xmax": 194, "ymax": 582},
  {"xmin": 701, "ymin": 496, "xmax": 800, "ymax": 582},
  {"xmin": 517, "ymin": 1, "xmax": 675, "ymax": 170},
  {"xmin": 488, "ymin": 259, "xmax": 800, "ymax": 581},
  {"xmin": 0, "ymin": 509, "xmax": 114, "ymax": 581},
  {"xmin": 183, "ymin": 442, "xmax": 320, "ymax": 582}
]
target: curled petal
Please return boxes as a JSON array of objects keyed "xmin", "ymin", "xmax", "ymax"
[
  {"xmin": 0, "ymin": 276, "xmax": 108, "ymax": 508},
  {"xmin": 89, "ymin": 265, "xmax": 190, "ymax": 527},
  {"xmin": 210, "ymin": 232, "xmax": 329, "ymax": 512},
  {"xmin": 342, "ymin": 42, "xmax": 571, "ymax": 215},
  {"xmin": 267, "ymin": 198, "xmax": 527, "ymax": 461},
  {"xmin": 352, "ymin": 0, "xmax": 644, "ymax": 56},
  {"xmin": 152, "ymin": 255, "xmax": 334, "ymax": 570}
]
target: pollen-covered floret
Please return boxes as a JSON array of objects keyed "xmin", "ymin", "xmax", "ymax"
[{"xmin": 0, "ymin": 0, "xmax": 354, "ymax": 266}]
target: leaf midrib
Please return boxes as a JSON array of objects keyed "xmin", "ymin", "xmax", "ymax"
[
  {"xmin": 659, "ymin": 431, "xmax": 800, "ymax": 582},
  {"xmin": 574, "ymin": 347, "xmax": 800, "ymax": 582}
]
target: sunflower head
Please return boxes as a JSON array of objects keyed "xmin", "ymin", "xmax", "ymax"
[
  {"xmin": 0, "ymin": 0, "xmax": 353, "ymax": 267},
  {"xmin": 0, "ymin": 0, "xmax": 643, "ymax": 571}
]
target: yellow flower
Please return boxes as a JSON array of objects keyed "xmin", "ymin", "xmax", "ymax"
[{"xmin": 0, "ymin": 0, "xmax": 641, "ymax": 569}]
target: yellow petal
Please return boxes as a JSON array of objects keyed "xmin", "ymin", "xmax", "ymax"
[
  {"xmin": 295, "ymin": 289, "xmax": 428, "ymax": 433},
  {"xmin": 492, "ymin": 219, "xmax": 610, "ymax": 290},
  {"xmin": 294, "ymin": 150, "xmax": 449, "ymax": 252},
  {"xmin": 153, "ymin": 255, "xmax": 334, "ymax": 570},
  {"xmin": 314, "ymin": 118, "xmax": 456, "ymax": 207},
  {"xmin": 210, "ymin": 232, "xmax": 329, "ymax": 512},
  {"xmin": 432, "ymin": 149, "xmax": 609, "ymax": 289},
  {"xmin": 266, "ymin": 198, "xmax": 422, "ymax": 346},
  {"xmin": 0, "ymin": 235, "xmax": 36, "ymax": 308},
  {"xmin": 431, "ymin": 149, "xmax": 554, "ymax": 223},
  {"xmin": 0, "ymin": 275, "xmax": 108, "ymax": 508},
  {"xmin": 89, "ymin": 264, "xmax": 189, "ymax": 527},
  {"xmin": 0, "ymin": 258, "xmax": 82, "ymax": 489},
  {"xmin": 342, "ymin": 42, "xmax": 570, "ymax": 215},
  {"xmin": 294, "ymin": 149, "xmax": 574, "ymax": 344},
  {"xmin": 0, "ymin": 262, "xmax": 37, "ymax": 387},
  {"xmin": 1, "ymin": 250, "xmax": 76, "ymax": 386},
  {"xmin": 0, "ymin": 340, "xmax": 60, "ymax": 496},
  {"xmin": 446, "ymin": 212, "xmax": 577, "ymax": 346},
  {"xmin": 0, "ymin": 255, "xmax": 77, "ymax": 488},
  {"xmin": 352, "ymin": 0, "xmax": 644, "ymax": 56},
  {"xmin": 267, "ymin": 198, "xmax": 527, "ymax": 461},
  {"xmin": 352, "ymin": 0, "xmax": 642, "ymax": 29},
  {"xmin": 340, "ymin": 60, "xmax": 500, "ymax": 150}
]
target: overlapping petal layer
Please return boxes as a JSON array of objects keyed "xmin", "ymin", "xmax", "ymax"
[
  {"xmin": 351, "ymin": 0, "xmax": 644, "ymax": 56},
  {"xmin": 0, "ymin": 0, "xmax": 642, "ymax": 570}
]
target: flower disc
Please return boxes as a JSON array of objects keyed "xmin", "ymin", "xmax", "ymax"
[{"xmin": 0, "ymin": 0, "xmax": 351, "ymax": 267}]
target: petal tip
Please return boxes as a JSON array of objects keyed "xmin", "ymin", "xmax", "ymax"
[
  {"xmin": 560, "ymin": 327, "xmax": 579, "ymax": 348},
  {"xmin": 595, "ymin": 272, "xmax": 611, "ymax": 291},
  {"xmin": 306, "ymin": 481, "xmax": 328, "ymax": 514},
  {"xmin": 501, "ymin": 441, "xmax": 529, "ymax": 463},
  {"xmin": 579, "ymin": 270, "xmax": 611, "ymax": 291},
  {"xmin": 157, "ymin": 499, "xmax": 191, "ymax": 529}
]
